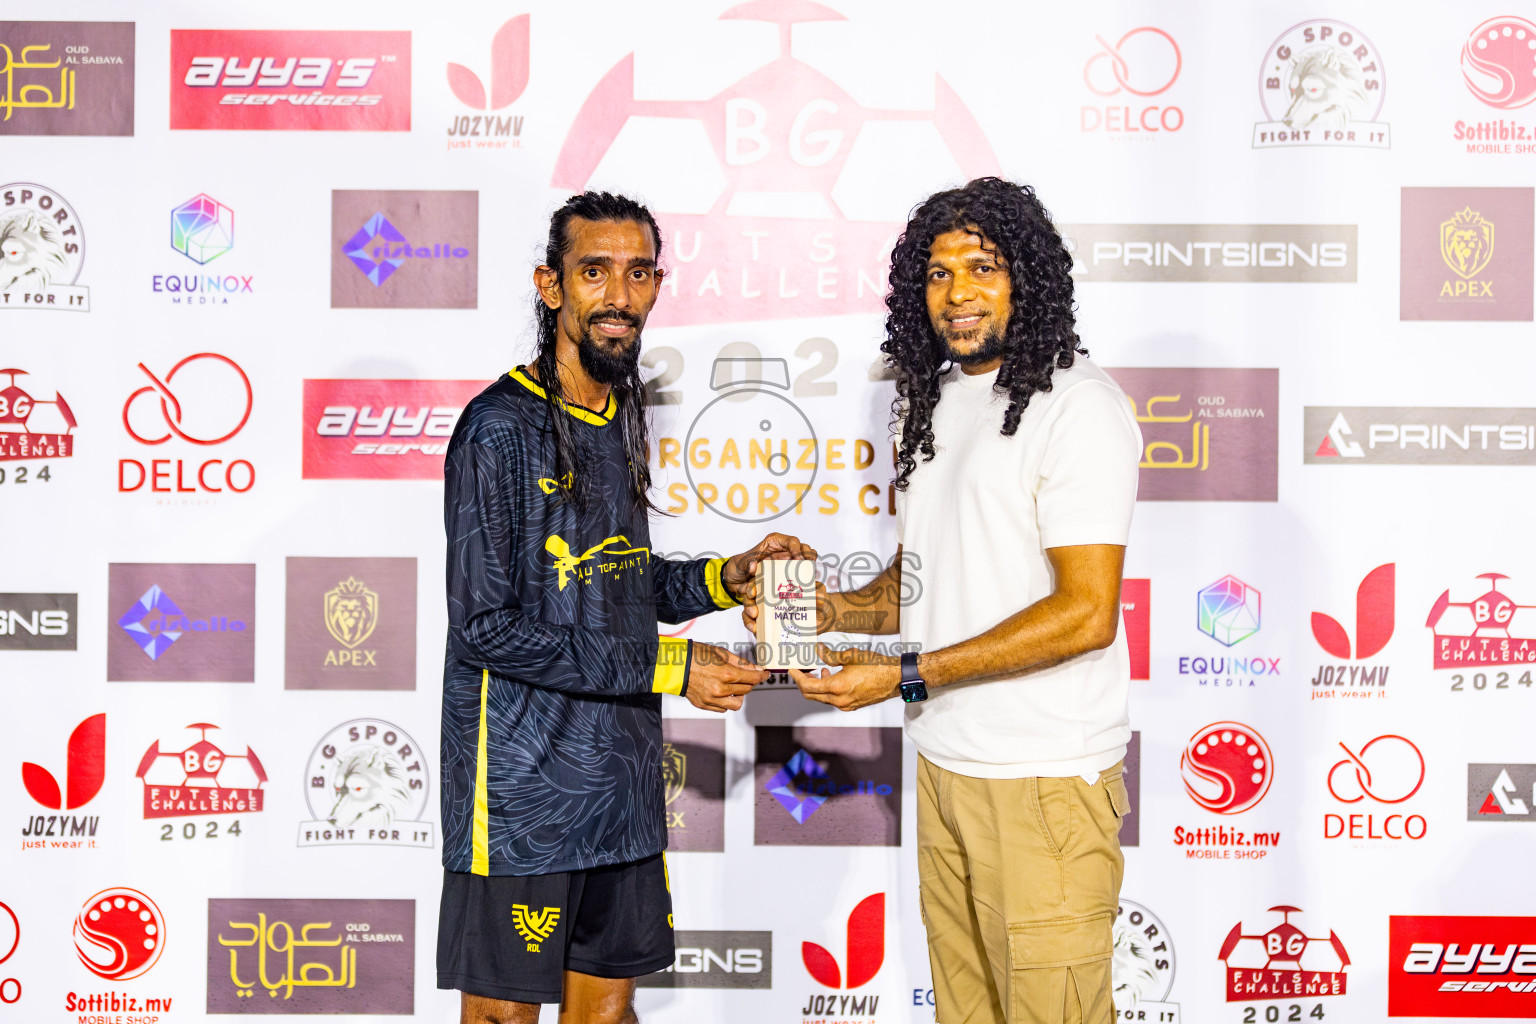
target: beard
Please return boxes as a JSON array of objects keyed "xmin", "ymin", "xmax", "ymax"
[
  {"xmin": 577, "ymin": 309, "xmax": 643, "ymax": 386},
  {"xmin": 942, "ymin": 322, "xmax": 1006, "ymax": 367}
]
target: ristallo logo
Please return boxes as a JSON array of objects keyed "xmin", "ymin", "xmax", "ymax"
[
  {"xmin": 118, "ymin": 353, "xmax": 255, "ymax": 498},
  {"xmin": 551, "ymin": 5, "xmax": 999, "ymax": 326},
  {"xmin": 0, "ymin": 22, "xmax": 135, "ymax": 137},
  {"xmin": 754, "ymin": 727, "xmax": 900, "ymax": 847},
  {"xmin": 446, "ymin": 15, "xmax": 527, "ymax": 150},
  {"xmin": 1468, "ymin": 764, "xmax": 1536, "ymax": 821},
  {"xmin": 1220, "ymin": 907, "xmax": 1349, "ymax": 1004},
  {"xmin": 801, "ymin": 893, "xmax": 883, "ymax": 1018},
  {"xmin": 1253, "ymin": 20, "xmax": 1389, "ymax": 149},
  {"xmin": 1310, "ymin": 564, "xmax": 1394, "ymax": 698},
  {"xmin": 331, "ymin": 191, "xmax": 477, "ymax": 309},
  {"xmin": 1401, "ymin": 187, "xmax": 1533, "ymax": 321},
  {"xmin": 170, "ymin": 29, "xmax": 411, "ymax": 131},
  {"xmin": 1389, "ymin": 915, "xmax": 1536, "ymax": 1017},
  {"xmin": 1324, "ymin": 735, "xmax": 1428, "ymax": 841},
  {"xmin": 150, "ymin": 194, "xmax": 256, "ymax": 307},
  {"xmin": 74, "ymin": 888, "xmax": 165, "ymax": 981},
  {"xmin": 107, "ymin": 563, "xmax": 255, "ymax": 682},
  {"xmin": 301, "ymin": 379, "xmax": 481, "ymax": 480},
  {"xmin": 1081, "ymin": 27, "xmax": 1184, "ymax": 135}
]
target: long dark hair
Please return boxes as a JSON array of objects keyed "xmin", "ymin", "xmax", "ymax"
[
  {"xmin": 881, "ymin": 177, "xmax": 1086, "ymax": 490},
  {"xmin": 532, "ymin": 191, "xmax": 665, "ymax": 514}
]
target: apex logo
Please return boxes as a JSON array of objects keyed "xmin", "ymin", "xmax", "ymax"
[
  {"xmin": 803, "ymin": 893, "xmax": 884, "ymax": 990},
  {"xmin": 1314, "ymin": 412, "xmax": 1364, "ymax": 458},
  {"xmin": 21, "ymin": 714, "xmax": 105, "ymax": 810},
  {"xmin": 1469, "ymin": 764, "xmax": 1536, "ymax": 821},
  {"xmin": 447, "ymin": 16, "xmax": 528, "ymax": 110},
  {"xmin": 1312, "ymin": 564, "xmax": 1395, "ymax": 660}
]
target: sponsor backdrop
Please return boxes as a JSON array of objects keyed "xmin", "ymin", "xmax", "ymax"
[{"xmin": 4, "ymin": 2, "xmax": 1535, "ymax": 1023}]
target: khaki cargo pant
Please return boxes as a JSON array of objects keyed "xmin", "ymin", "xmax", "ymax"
[{"xmin": 917, "ymin": 756, "xmax": 1129, "ymax": 1024}]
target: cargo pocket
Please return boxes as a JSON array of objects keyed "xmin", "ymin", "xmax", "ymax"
[
  {"xmin": 1006, "ymin": 912, "xmax": 1113, "ymax": 1024},
  {"xmin": 1105, "ymin": 772, "xmax": 1131, "ymax": 820}
]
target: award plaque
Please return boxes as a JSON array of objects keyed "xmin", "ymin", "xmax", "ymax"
[{"xmin": 756, "ymin": 558, "xmax": 819, "ymax": 670}]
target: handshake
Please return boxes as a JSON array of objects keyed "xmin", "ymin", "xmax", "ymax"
[{"xmin": 682, "ymin": 531, "xmax": 907, "ymax": 715}]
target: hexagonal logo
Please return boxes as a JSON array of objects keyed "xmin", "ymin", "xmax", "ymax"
[
  {"xmin": 1198, "ymin": 575, "xmax": 1261, "ymax": 647},
  {"xmin": 170, "ymin": 194, "xmax": 233, "ymax": 265}
]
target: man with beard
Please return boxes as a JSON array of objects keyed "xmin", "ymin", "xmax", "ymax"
[
  {"xmin": 751, "ymin": 178, "xmax": 1143, "ymax": 1023},
  {"xmin": 438, "ymin": 191, "xmax": 813, "ymax": 1024}
]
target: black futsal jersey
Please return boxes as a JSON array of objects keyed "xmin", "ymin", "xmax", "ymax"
[{"xmin": 440, "ymin": 367, "xmax": 736, "ymax": 876}]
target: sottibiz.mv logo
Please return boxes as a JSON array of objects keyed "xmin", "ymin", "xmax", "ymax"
[
  {"xmin": 1391, "ymin": 916, "xmax": 1536, "ymax": 1017},
  {"xmin": 802, "ymin": 893, "xmax": 883, "ymax": 1018}
]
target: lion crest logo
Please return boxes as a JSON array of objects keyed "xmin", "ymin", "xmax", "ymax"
[
  {"xmin": 0, "ymin": 210, "xmax": 69, "ymax": 293},
  {"xmin": 1282, "ymin": 47, "xmax": 1370, "ymax": 130},
  {"xmin": 1440, "ymin": 207, "xmax": 1495, "ymax": 280},
  {"xmin": 324, "ymin": 576, "xmax": 379, "ymax": 649},
  {"xmin": 326, "ymin": 745, "xmax": 413, "ymax": 827},
  {"xmin": 661, "ymin": 742, "xmax": 686, "ymax": 806}
]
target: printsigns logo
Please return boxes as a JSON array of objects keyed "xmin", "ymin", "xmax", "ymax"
[
  {"xmin": 755, "ymin": 727, "xmax": 900, "ymax": 846},
  {"xmin": 331, "ymin": 191, "xmax": 477, "ymax": 309},
  {"xmin": 0, "ymin": 183, "xmax": 89, "ymax": 310},
  {"xmin": 286, "ymin": 558, "xmax": 417, "ymax": 690},
  {"xmin": 1113, "ymin": 901, "xmax": 1179, "ymax": 1019},
  {"xmin": 208, "ymin": 899, "xmax": 414, "ymax": 1012},
  {"xmin": 446, "ymin": 15, "xmax": 527, "ymax": 150},
  {"xmin": 170, "ymin": 29, "xmax": 411, "ymax": 131},
  {"xmin": 803, "ymin": 893, "xmax": 884, "ymax": 990},
  {"xmin": 301, "ymin": 379, "xmax": 480, "ymax": 480},
  {"xmin": 107, "ymin": 564, "xmax": 255, "ymax": 682},
  {"xmin": 298, "ymin": 720, "xmax": 433, "ymax": 848},
  {"xmin": 1065, "ymin": 225, "xmax": 1356, "ymax": 283},
  {"xmin": 1468, "ymin": 764, "xmax": 1536, "ymax": 821},
  {"xmin": 1179, "ymin": 722, "xmax": 1273, "ymax": 815},
  {"xmin": 1463, "ymin": 18, "xmax": 1536, "ymax": 109},
  {"xmin": 638, "ymin": 930, "xmax": 772, "ymax": 990},
  {"xmin": 1220, "ymin": 907, "xmax": 1349, "ymax": 1001},
  {"xmin": 1389, "ymin": 915, "xmax": 1536, "ymax": 1017},
  {"xmin": 75, "ymin": 888, "xmax": 165, "ymax": 981},
  {"xmin": 135, "ymin": 723, "xmax": 266, "ymax": 821},
  {"xmin": 661, "ymin": 719, "xmax": 725, "ymax": 852},
  {"xmin": 1324, "ymin": 735, "xmax": 1427, "ymax": 841},
  {"xmin": 1122, "ymin": 578, "xmax": 1150, "ymax": 680},
  {"xmin": 1401, "ymin": 187, "xmax": 1533, "ymax": 321},
  {"xmin": 1081, "ymin": 28, "xmax": 1184, "ymax": 135},
  {"xmin": 1110, "ymin": 368, "xmax": 1279, "ymax": 501},
  {"xmin": 0, "ymin": 368, "xmax": 75, "ymax": 466},
  {"xmin": 1427, "ymin": 574, "xmax": 1536, "ymax": 669},
  {"xmin": 0, "ymin": 593, "xmax": 76, "ymax": 651},
  {"xmin": 0, "ymin": 22, "xmax": 135, "ymax": 136},
  {"xmin": 1305, "ymin": 407, "xmax": 1536, "ymax": 465},
  {"xmin": 551, "ymin": 5, "xmax": 999, "ymax": 325},
  {"xmin": 1254, "ymin": 20, "xmax": 1388, "ymax": 148}
]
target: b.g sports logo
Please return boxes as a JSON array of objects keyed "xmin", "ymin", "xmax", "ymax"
[{"xmin": 170, "ymin": 30, "xmax": 410, "ymax": 131}]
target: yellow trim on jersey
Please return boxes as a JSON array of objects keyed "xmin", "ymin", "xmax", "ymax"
[
  {"xmin": 508, "ymin": 366, "xmax": 616, "ymax": 425},
  {"xmin": 471, "ymin": 669, "xmax": 491, "ymax": 875},
  {"xmin": 652, "ymin": 637, "xmax": 690, "ymax": 696},
  {"xmin": 704, "ymin": 557, "xmax": 740, "ymax": 609}
]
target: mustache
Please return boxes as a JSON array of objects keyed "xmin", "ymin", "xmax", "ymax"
[{"xmin": 585, "ymin": 308, "xmax": 642, "ymax": 329}]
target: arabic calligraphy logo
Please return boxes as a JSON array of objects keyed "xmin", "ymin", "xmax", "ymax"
[
  {"xmin": 1461, "ymin": 16, "xmax": 1536, "ymax": 109},
  {"xmin": 171, "ymin": 194, "xmax": 234, "ymax": 265},
  {"xmin": 1327, "ymin": 735, "xmax": 1424, "ymax": 804},
  {"xmin": 544, "ymin": 534, "xmax": 649, "ymax": 591},
  {"xmin": 74, "ymin": 888, "xmax": 165, "ymax": 981},
  {"xmin": 1129, "ymin": 393, "xmax": 1208, "ymax": 471},
  {"xmin": 122, "ymin": 353, "xmax": 254, "ymax": 445},
  {"xmin": 511, "ymin": 905, "xmax": 561, "ymax": 952},
  {"xmin": 1198, "ymin": 575, "xmax": 1261, "ymax": 647},
  {"xmin": 220, "ymin": 912, "xmax": 358, "ymax": 1001},
  {"xmin": 323, "ymin": 577, "xmax": 378, "ymax": 649},
  {"xmin": 0, "ymin": 43, "xmax": 76, "ymax": 121},
  {"xmin": 447, "ymin": 15, "xmax": 529, "ymax": 110},
  {"xmin": 661, "ymin": 742, "xmax": 686, "ymax": 806},
  {"xmin": 1179, "ymin": 722, "xmax": 1274, "ymax": 814},
  {"xmin": 1085, "ymin": 28, "xmax": 1182, "ymax": 97},
  {"xmin": 1440, "ymin": 207, "xmax": 1495, "ymax": 280}
]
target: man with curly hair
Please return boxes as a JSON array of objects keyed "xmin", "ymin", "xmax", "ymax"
[{"xmin": 754, "ymin": 177, "xmax": 1142, "ymax": 1023}]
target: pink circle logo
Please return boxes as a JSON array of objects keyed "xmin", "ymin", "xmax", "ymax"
[
  {"xmin": 1180, "ymin": 722, "xmax": 1274, "ymax": 814},
  {"xmin": 1463, "ymin": 16, "xmax": 1536, "ymax": 109},
  {"xmin": 73, "ymin": 888, "xmax": 165, "ymax": 980}
]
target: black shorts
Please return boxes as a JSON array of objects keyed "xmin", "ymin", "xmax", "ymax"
[{"xmin": 436, "ymin": 853, "xmax": 674, "ymax": 1004}]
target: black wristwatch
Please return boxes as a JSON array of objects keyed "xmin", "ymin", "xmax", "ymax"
[{"xmin": 899, "ymin": 652, "xmax": 929, "ymax": 703}]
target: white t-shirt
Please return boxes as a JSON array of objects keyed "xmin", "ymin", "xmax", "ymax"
[{"xmin": 896, "ymin": 357, "xmax": 1142, "ymax": 779}]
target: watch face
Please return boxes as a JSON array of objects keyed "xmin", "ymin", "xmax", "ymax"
[{"xmin": 901, "ymin": 681, "xmax": 928, "ymax": 703}]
